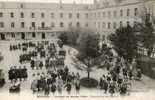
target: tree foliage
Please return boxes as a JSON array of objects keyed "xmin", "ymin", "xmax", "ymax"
[
  {"xmin": 58, "ymin": 32, "xmax": 68, "ymax": 45},
  {"xmin": 58, "ymin": 27, "xmax": 80, "ymax": 46},
  {"xmin": 77, "ymin": 32, "xmax": 100, "ymax": 59},
  {"xmin": 140, "ymin": 14, "xmax": 155, "ymax": 56},
  {"xmin": 67, "ymin": 27, "xmax": 80, "ymax": 46},
  {"xmin": 76, "ymin": 30, "xmax": 100, "ymax": 78},
  {"xmin": 109, "ymin": 26, "xmax": 138, "ymax": 62}
]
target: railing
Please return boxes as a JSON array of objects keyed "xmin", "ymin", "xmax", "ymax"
[{"xmin": 29, "ymin": 27, "xmax": 53, "ymax": 30}]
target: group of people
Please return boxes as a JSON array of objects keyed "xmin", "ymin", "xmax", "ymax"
[
  {"xmin": 10, "ymin": 42, "xmax": 37, "ymax": 51},
  {"xmin": 98, "ymin": 53, "xmax": 142, "ymax": 96},
  {"xmin": 5, "ymin": 40, "xmax": 143, "ymax": 96},
  {"xmin": 31, "ymin": 66, "xmax": 81, "ymax": 95},
  {"xmin": 8, "ymin": 66, "xmax": 28, "ymax": 82},
  {"xmin": 99, "ymin": 72, "xmax": 131, "ymax": 96},
  {"xmin": 0, "ymin": 70, "xmax": 5, "ymax": 87}
]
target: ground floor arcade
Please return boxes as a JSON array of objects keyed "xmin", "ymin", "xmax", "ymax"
[{"xmin": 0, "ymin": 31, "xmax": 60, "ymax": 40}]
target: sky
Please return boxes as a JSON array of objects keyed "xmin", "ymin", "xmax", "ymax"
[{"xmin": 0, "ymin": 0, "xmax": 94, "ymax": 4}]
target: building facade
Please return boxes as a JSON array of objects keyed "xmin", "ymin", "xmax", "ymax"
[{"xmin": 0, "ymin": 0, "xmax": 155, "ymax": 40}]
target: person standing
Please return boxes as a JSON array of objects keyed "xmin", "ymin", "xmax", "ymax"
[
  {"xmin": 44, "ymin": 84, "xmax": 50, "ymax": 96},
  {"xmin": 23, "ymin": 66, "xmax": 28, "ymax": 81},
  {"xmin": 75, "ymin": 78, "xmax": 80, "ymax": 94},
  {"xmin": 64, "ymin": 82, "xmax": 72, "ymax": 94},
  {"xmin": 51, "ymin": 83, "xmax": 57, "ymax": 95},
  {"xmin": 57, "ymin": 77, "xmax": 63, "ymax": 94}
]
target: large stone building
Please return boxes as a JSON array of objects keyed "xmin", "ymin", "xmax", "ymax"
[{"xmin": 0, "ymin": 0, "xmax": 154, "ymax": 40}]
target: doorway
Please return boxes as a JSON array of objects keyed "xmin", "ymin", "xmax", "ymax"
[
  {"xmin": 0, "ymin": 33, "xmax": 5, "ymax": 40},
  {"xmin": 21, "ymin": 32, "xmax": 25, "ymax": 40},
  {"xmin": 42, "ymin": 32, "xmax": 45, "ymax": 39}
]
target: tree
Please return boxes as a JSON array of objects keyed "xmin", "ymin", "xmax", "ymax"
[
  {"xmin": 109, "ymin": 26, "xmax": 138, "ymax": 62},
  {"xmin": 77, "ymin": 31, "xmax": 100, "ymax": 79},
  {"xmin": 71, "ymin": 30, "xmax": 100, "ymax": 88},
  {"xmin": 0, "ymin": 52, "xmax": 3, "ymax": 62},
  {"xmin": 67, "ymin": 27, "xmax": 80, "ymax": 46},
  {"xmin": 140, "ymin": 14, "xmax": 155, "ymax": 56},
  {"xmin": 58, "ymin": 27, "xmax": 81, "ymax": 46},
  {"xmin": 58, "ymin": 32, "xmax": 68, "ymax": 45}
]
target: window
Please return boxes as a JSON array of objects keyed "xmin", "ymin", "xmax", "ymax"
[
  {"xmin": 21, "ymin": 22, "xmax": 24, "ymax": 28},
  {"xmin": 85, "ymin": 13, "xmax": 88, "ymax": 19},
  {"xmin": 51, "ymin": 22, "xmax": 55, "ymax": 27},
  {"xmin": 120, "ymin": 9, "xmax": 123, "ymax": 17},
  {"xmin": 98, "ymin": 22, "xmax": 100, "ymax": 28},
  {"xmin": 134, "ymin": 8, "xmax": 138, "ymax": 16},
  {"xmin": 134, "ymin": 21, "xmax": 137, "ymax": 26},
  {"xmin": 77, "ymin": 22, "xmax": 80, "ymax": 27},
  {"xmin": 51, "ymin": 13, "xmax": 54, "ymax": 18},
  {"xmin": 42, "ymin": 32, "xmax": 45, "ymax": 39},
  {"xmin": 0, "ymin": 12, "xmax": 3, "ymax": 17},
  {"xmin": 113, "ymin": 22, "xmax": 116, "ymax": 29},
  {"xmin": 10, "ymin": 12, "xmax": 14, "ymax": 18},
  {"xmin": 108, "ymin": 11, "xmax": 111, "ymax": 17},
  {"xmin": 20, "ymin": 4, "xmax": 24, "ymax": 8},
  {"xmin": 102, "ymin": 12, "xmax": 105, "ymax": 17},
  {"xmin": 32, "ymin": 22, "xmax": 35, "ymax": 28},
  {"xmin": 32, "ymin": 32, "xmax": 36, "ymax": 38},
  {"xmin": 120, "ymin": 21, "xmax": 122, "ymax": 27},
  {"xmin": 113, "ymin": 11, "xmax": 117, "ymax": 18},
  {"xmin": 94, "ymin": 13, "xmax": 96, "ymax": 18},
  {"xmin": 11, "ymin": 22, "xmax": 15, "ymax": 28},
  {"xmin": 68, "ymin": 22, "xmax": 72, "ymax": 27},
  {"xmin": 21, "ymin": 12, "xmax": 24, "ymax": 18},
  {"xmin": 94, "ymin": 22, "xmax": 96, "ymax": 28},
  {"xmin": 31, "ymin": 13, "xmax": 35, "ymax": 18},
  {"xmin": 108, "ymin": 22, "xmax": 111, "ymax": 29},
  {"xmin": 77, "ymin": 13, "xmax": 80, "ymax": 19},
  {"xmin": 85, "ymin": 23, "xmax": 88, "ymax": 27},
  {"xmin": 41, "ymin": 13, "xmax": 44, "ymax": 18},
  {"xmin": 11, "ymin": 32, "xmax": 15, "ymax": 38},
  {"xmin": 127, "ymin": 9, "xmax": 130, "ymax": 16},
  {"xmin": 41, "ymin": 22, "xmax": 45, "ymax": 28},
  {"xmin": 60, "ymin": 13, "xmax": 63, "ymax": 18},
  {"xmin": 69, "ymin": 13, "xmax": 72, "ymax": 19},
  {"xmin": 0, "ymin": 22, "xmax": 4, "ymax": 28},
  {"xmin": 127, "ymin": 21, "xmax": 130, "ymax": 27},
  {"xmin": 60, "ymin": 22, "xmax": 64, "ymax": 27},
  {"xmin": 102, "ymin": 22, "xmax": 105, "ymax": 28},
  {"xmin": 98, "ymin": 12, "xmax": 101, "ymax": 18}
]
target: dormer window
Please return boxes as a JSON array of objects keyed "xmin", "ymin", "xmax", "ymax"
[{"xmin": 20, "ymin": 4, "xmax": 24, "ymax": 8}]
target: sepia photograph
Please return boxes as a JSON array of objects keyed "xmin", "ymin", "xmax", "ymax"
[{"xmin": 0, "ymin": 0, "xmax": 155, "ymax": 100}]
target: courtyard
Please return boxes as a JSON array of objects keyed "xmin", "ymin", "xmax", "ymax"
[{"xmin": 0, "ymin": 40, "xmax": 155, "ymax": 100}]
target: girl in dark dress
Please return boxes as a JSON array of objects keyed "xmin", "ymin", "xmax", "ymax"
[
  {"xmin": 75, "ymin": 79, "xmax": 80, "ymax": 94},
  {"xmin": 51, "ymin": 84, "xmax": 57, "ymax": 95},
  {"xmin": 23, "ymin": 66, "xmax": 28, "ymax": 80},
  {"xmin": 64, "ymin": 82, "xmax": 72, "ymax": 94},
  {"xmin": 44, "ymin": 84, "xmax": 50, "ymax": 96},
  {"xmin": 109, "ymin": 82, "xmax": 115, "ymax": 96}
]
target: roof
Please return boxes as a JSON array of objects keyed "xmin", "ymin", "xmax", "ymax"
[{"xmin": 0, "ymin": 1, "xmax": 92, "ymax": 10}]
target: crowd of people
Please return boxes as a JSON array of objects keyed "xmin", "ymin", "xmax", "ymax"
[
  {"xmin": 3, "ymin": 40, "xmax": 143, "ymax": 96},
  {"xmin": 8, "ymin": 66, "xmax": 28, "ymax": 82},
  {"xmin": 98, "ymin": 53, "xmax": 142, "ymax": 96},
  {"xmin": 31, "ymin": 66, "xmax": 81, "ymax": 95}
]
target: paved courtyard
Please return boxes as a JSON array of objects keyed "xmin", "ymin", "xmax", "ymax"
[{"xmin": 0, "ymin": 40, "xmax": 155, "ymax": 100}]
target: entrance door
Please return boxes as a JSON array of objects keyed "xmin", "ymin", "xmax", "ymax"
[
  {"xmin": 42, "ymin": 32, "xmax": 45, "ymax": 39},
  {"xmin": 1, "ymin": 33, "xmax": 5, "ymax": 40},
  {"xmin": 32, "ymin": 32, "xmax": 36, "ymax": 38},
  {"xmin": 21, "ymin": 32, "xmax": 25, "ymax": 40}
]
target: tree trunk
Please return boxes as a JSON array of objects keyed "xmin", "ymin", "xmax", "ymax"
[{"xmin": 87, "ymin": 71, "xmax": 90, "ymax": 79}]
